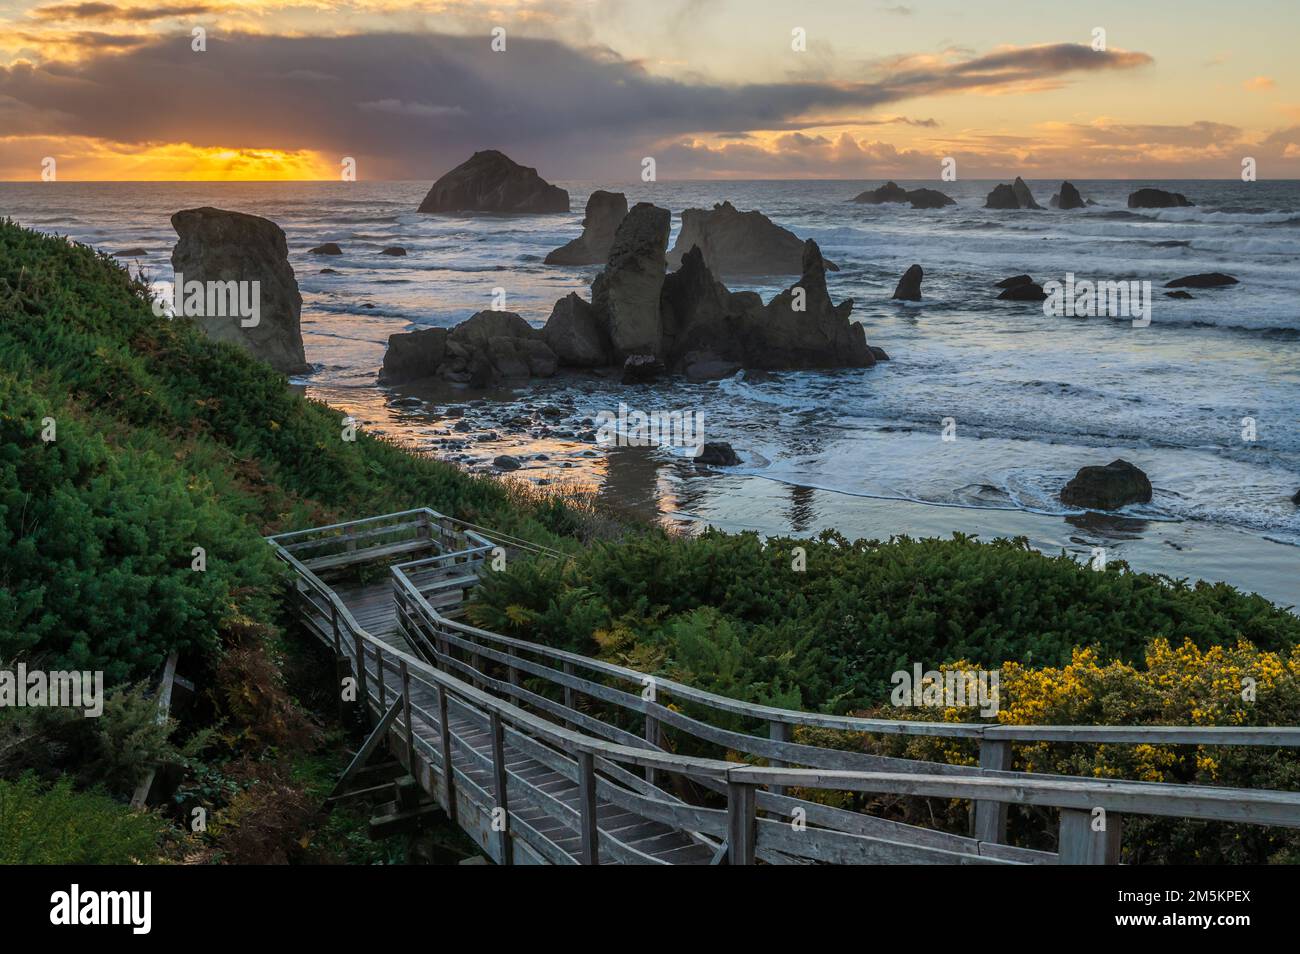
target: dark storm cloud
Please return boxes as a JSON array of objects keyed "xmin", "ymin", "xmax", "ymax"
[
  {"xmin": 0, "ymin": 32, "xmax": 1152, "ymax": 177},
  {"xmin": 29, "ymin": 3, "xmax": 219, "ymax": 22}
]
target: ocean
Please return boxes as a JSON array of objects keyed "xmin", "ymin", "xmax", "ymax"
[{"xmin": 3, "ymin": 178, "xmax": 1298, "ymax": 603}]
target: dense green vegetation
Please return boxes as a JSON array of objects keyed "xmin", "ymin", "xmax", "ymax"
[
  {"xmin": 468, "ymin": 528, "xmax": 1300, "ymax": 713},
  {"xmin": 0, "ymin": 219, "xmax": 580, "ymax": 862},
  {"xmin": 2, "ymin": 218, "xmax": 1296, "ymax": 865}
]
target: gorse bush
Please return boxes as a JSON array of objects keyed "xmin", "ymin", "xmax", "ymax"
[{"xmin": 469, "ymin": 528, "xmax": 1300, "ymax": 713}]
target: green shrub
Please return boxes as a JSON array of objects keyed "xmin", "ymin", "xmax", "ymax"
[{"xmin": 0, "ymin": 774, "xmax": 164, "ymax": 864}]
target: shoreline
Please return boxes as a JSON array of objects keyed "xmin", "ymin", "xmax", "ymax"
[{"xmin": 308, "ymin": 380, "xmax": 1300, "ymax": 611}]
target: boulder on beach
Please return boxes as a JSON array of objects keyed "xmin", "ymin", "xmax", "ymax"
[
  {"xmin": 892, "ymin": 264, "xmax": 923, "ymax": 301},
  {"xmin": 380, "ymin": 246, "xmax": 406, "ymax": 256},
  {"xmin": 696, "ymin": 442, "xmax": 741, "ymax": 467},
  {"xmin": 666, "ymin": 200, "xmax": 837, "ymax": 275},
  {"xmin": 377, "ymin": 327, "xmax": 448, "ymax": 385},
  {"xmin": 544, "ymin": 190, "xmax": 628, "ymax": 265},
  {"xmin": 591, "ymin": 202, "xmax": 672, "ymax": 359},
  {"xmin": 170, "ymin": 206, "xmax": 310, "ymax": 375},
  {"xmin": 1060, "ymin": 459, "xmax": 1153, "ymax": 511},
  {"xmin": 417, "ymin": 150, "xmax": 569, "ymax": 215},
  {"xmin": 621, "ymin": 354, "xmax": 665, "ymax": 384},
  {"xmin": 1128, "ymin": 188, "xmax": 1193, "ymax": 209},
  {"xmin": 1055, "ymin": 181, "xmax": 1086, "ymax": 210},
  {"xmin": 985, "ymin": 177, "xmax": 1042, "ymax": 210},
  {"xmin": 378, "ymin": 310, "xmax": 558, "ymax": 388},
  {"xmin": 1165, "ymin": 272, "xmax": 1238, "ymax": 288},
  {"xmin": 309, "ymin": 242, "xmax": 342, "ymax": 255},
  {"xmin": 853, "ymin": 182, "xmax": 954, "ymax": 209},
  {"xmin": 541, "ymin": 292, "xmax": 611, "ymax": 367}
]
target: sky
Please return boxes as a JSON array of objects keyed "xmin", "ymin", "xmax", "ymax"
[{"xmin": 1, "ymin": 0, "xmax": 1298, "ymax": 181}]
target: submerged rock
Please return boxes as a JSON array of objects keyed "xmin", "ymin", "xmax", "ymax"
[
  {"xmin": 169, "ymin": 206, "xmax": 310, "ymax": 374},
  {"xmin": 1060, "ymin": 459, "xmax": 1153, "ymax": 511},
  {"xmin": 1165, "ymin": 272, "xmax": 1238, "ymax": 288},
  {"xmin": 1165, "ymin": 290, "xmax": 1194, "ymax": 299},
  {"xmin": 1128, "ymin": 188, "xmax": 1193, "ymax": 208},
  {"xmin": 697, "ymin": 442, "xmax": 741, "ymax": 466},
  {"xmin": 666, "ymin": 200, "xmax": 837, "ymax": 275},
  {"xmin": 417, "ymin": 150, "xmax": 569, "ymax": 214},
  {"xmin": 892, "ymin": 264, "xmax": 923, "ymax": 301},
  {"xmin": 544, "ymin": 190, "xmax": 628, "ymax": 265},
  {"xmin": 997, "ymin": 282, "xmax": 1048, "ymax": 301},
  {"xmin": 853, "ymin": 182, "xmax": 954, "ymax": 209},
  {"xmin": 116, "ymin": 247, "xmax": 148, "ymax": 257},
  {"xmin": 380, "ymin": 246, "xmax": 407, "ymax": 256},
  {"xmin": 309, "ymin": 242, "xmax": 342, "ymax": 255},
  {"xmin": 996, "ymin": 274, "xmax": 1035, "ymax": 289}
]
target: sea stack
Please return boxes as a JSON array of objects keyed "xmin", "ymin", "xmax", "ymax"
[
  {"xmin": 985, "ymin": 177, "xmax": 1042, "ymax": 210},
  {"xmin": 892, "ymin": 264, "xmax": 923, "ymax": 301},
  {"xmin": 666, "ymin": 201, "xmax": 837, "ymax": 275},
  {"xmin": 544, "ymin": 191, "xmax": 628, "ymax": 265},
  {"xmin": 1128, "ymin": 188, "xmax": 1193, "ymax": 209},
  {"xmin": 417, "ymin": 150, "xmax": 569, "ymax": 214},
  {"xmin": 169, "ymin": 207, "xmax": 310, "ymax": 375}
]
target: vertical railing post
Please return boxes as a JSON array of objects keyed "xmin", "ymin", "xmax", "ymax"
[
  {"xmin": 438, "ymin": 686, "xmax": 457, "ymax": 825},
  {"xmin": 562, "ymin": 661, "xmax": 576, "ymax": 728},
  {"xmin": 1058, "ymin": 808, "xmax": 1122, "ymax": 864},
  {"xmin": 768, "ymin": 721, "xmax": 791, "ymax": 798},
  {"xmin": 400, "ymin": 660, "xmax": 416, "ymax": 776},
  {"xmin": 490, "ymin": 711, "xmax": 512, "ymax": 865},
  {"xmin": 726, "ymin": 781, "xmax": 757, "ymax": 865},
  {"xmin": 577, "ymin": 750, "xmax": 599, "ymax": 865},
  {"xmin": 644, "ymin": 713, "xmax": 661, "ymax": 788},
  {"xmin": 973, "ymin": 738, "xmax": 1011, "ymax": 844},
  {"xmin": 353, "ymin": 631, "xmax": 369, "ymax": 726},
  {"xmin": 377, "ymin": 647, "xmax": 387, "ymax": 710}
]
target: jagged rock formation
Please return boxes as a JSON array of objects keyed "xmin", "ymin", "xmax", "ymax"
[
  {"xmin": 985, "ymin": 177, "xmax": 1042, "ymax": 210},
  {"xmin": 892, "ymin": 264, "xmax": 923, "ymax": 301},
  {"xmin": 853, "ymin": 182, "xmax": 955, "ymax": 209},
  {"xmin": 1060, "ymin": 459, "xmax": 1153, "ymax": 511},
  {"xmin": 1052, "ymin": 182, "xmax": 1086, "ymax": 210},
  {"xmin": 417, "ymin": 150, "xmax": 569, "ymax": 214},
  {"xmin": 379, "ymin": 311, "xmax": 557, "ymax": 387},
  {"xmin": 541, "ymin": 293, "xmax": 610, "ymax": 367},
  {"xmin": 169, "ymin": 207, "xmax": 310, "ymax": 375},
  {"xmin": 1128, "ymin": 188, "xmax": 1193, "ymax": 208},
  {"xmin": 544, "ymin": 191, "xmax": 628, "ymax": 265},
  {"xmin": 591, "ymin": 202, "xmax": 672, "ymax": 359},
  {"xmin": 666, "ymin": 200, "xmax": 837, "ymax": 275}
]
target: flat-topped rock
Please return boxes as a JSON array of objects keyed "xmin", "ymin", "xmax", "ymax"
[
  {"xmin": 418, "ymin": 150, "xmax": 569, "ymax": 214},
  {"xmin": 170, "ymin": 206, "xmax": 310, "ymax": 375},
  {"xmin": 1166, "ymin": 272, "xmax": 1238, "ymax": 288},
  {"xmin": 1128, "ymin": 188, "xmax": 1193, "ymax": 209},
  {"xmin": 666, "ymin": 200, "xmax": 836, "ymax": 275}
]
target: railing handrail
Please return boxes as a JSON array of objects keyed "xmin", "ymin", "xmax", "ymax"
[{"xmin": 273, "ymin": 535, "xmax": 1300, "ymax": 828}]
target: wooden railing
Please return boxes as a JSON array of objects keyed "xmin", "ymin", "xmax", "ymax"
[{"xmin": 269, "ymin": 509, "xmax": 1300, "ymax": 865}]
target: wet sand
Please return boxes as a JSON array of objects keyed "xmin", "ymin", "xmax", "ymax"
[{"xmin": 309, "ymin": 379, "xmax": 1299, "ymax": 610}]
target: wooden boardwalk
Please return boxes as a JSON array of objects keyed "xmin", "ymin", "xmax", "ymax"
[{"xmin": 269, "ymin": 509, "xmax": 1300, "ymax": 865}]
